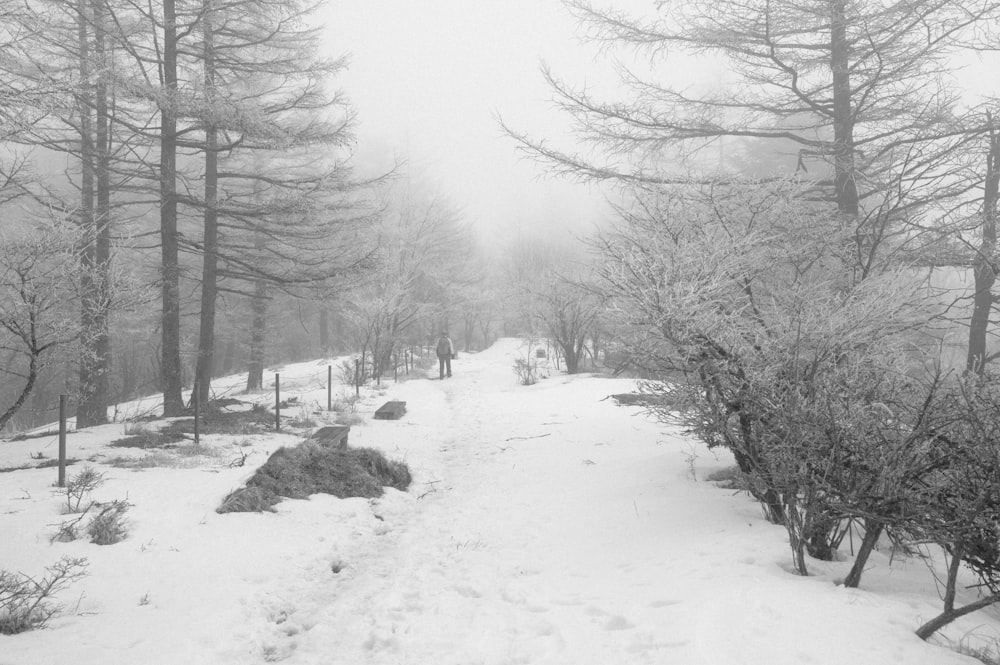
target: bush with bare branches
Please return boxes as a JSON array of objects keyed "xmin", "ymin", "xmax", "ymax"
[{"xmin": 0, "ymin": 557, "xmax": 88, "ymax": 634}]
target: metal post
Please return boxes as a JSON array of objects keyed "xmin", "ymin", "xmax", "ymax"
[
  {"xmin": 275, "ymin": 373, "xmax": 280, "ymax": 431},
  {"xmin": 193, "ymin": 382, "xmax": 200, "ymax": 445},
  {"xmin": 327, "ymin": 365, "xmax": 332, "ymax": 411},
  {"xmin": 354, "ymin": 359, "xmax": 360, "ymax": 397},
  {"xmin": 58, "ymin": 395, "xmax": 67, "ymax": 487}
]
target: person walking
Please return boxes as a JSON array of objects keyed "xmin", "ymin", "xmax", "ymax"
[{"xmin": 436, "ymin": 331, "xmax": 454, "ymax": 379}]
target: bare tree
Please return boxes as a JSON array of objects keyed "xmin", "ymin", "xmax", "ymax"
[
  {"xmin": 530, "ymin": 273, "xmax": 602, "ymax": 374},
  {"xmin": 344, "ymin": 188, "xmax": 471, "ymax": 379},
  {"xmin": 0, "ymin": 221, "xmax": 83, "ymax": 431},
  {"xmin": 965, "ymin": 114, "xmax": 1000, "ymax": 373},
  {"xmin": 506, "ymin": 0, "xmax": 1000, "ymax": 278}
]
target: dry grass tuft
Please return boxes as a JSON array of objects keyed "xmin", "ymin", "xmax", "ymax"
[{"xmin": 217, "ymin": 442, "xmax": 411, "ymax": 513}]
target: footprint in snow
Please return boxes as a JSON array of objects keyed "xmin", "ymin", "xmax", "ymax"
[
  {"xmin": 604, "ymin": 615, "xmax": 635, "ymax": 631},
  {"xmin": 649, "ymin": 599, "xmax": 680, "ymax": 608}
]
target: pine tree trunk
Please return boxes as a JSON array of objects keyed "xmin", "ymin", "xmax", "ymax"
[
  {"xmin": 830, "ymin": 0, "xmax": 858, "ymax": 218},
  {"xmin": 319, "ymin": 307, "xmax": 329, "ymax": 355},
  {"xmin": 77, "ymin": 0, "xmax": 112, "ymax": 428},
  {"xmin": 75, "ymin": 0, "xmax": 98, "ymax": 427},
  {"xmin": 246, "ymin": 277, "xmax": 267, "ymax": 391},
  {"xmin": 968, "ymin": 120, "xmax": 999, "ymax": 374},
  {"xmin": 194, "ymin": 2, "xmax": 217, "ymax": 410},
  {"xmin": 221, "ymin": 338, "xmax": 237, "ymax": 375},
  {"xmin": 160, "ymin": 0, "xmax": 184, "ymax": 416}
]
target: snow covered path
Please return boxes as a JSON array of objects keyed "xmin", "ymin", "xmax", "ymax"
[
  {"xmin": 238, "ymin": 341, "xmax": 975, "ymax": 664},
  {"xmin": 1, "ymin": 339, "xmax": 988, "ymax": 664},
  {"xmin": 285, "ymin": 351, "xmax": 700, "ymax": 664}
]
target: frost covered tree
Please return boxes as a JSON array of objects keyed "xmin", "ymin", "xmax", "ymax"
[
  {"xmin": 508, "ymin": 0, "xmax": 1000, "ymax": 278},
  {"xmin": 594, "ymin": 178, "xmax": 940, "ymax": 574},
  {"xmin": 344, "ymin": 188, "xmax": 472, "ymax": 379},
  {"xmin": 0, "ymin": 0, "xmax": 140, "ymax": 427},
  {"xmin": 183, "ymin": 0, "xmax": 364, "ymax": 403},
  {"xmin": 529, "ymin": 271, "xmax": 602, "ymax": 374},
  {"xmin": 0, "ymin": 221, "xmax": 84, "ymax": 431},
  {"xmin": 963, "ymin": 115, "xmax": 1000, "ymax": 374}
]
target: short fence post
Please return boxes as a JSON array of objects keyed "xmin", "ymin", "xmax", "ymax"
[
  {"xmin": 58, "ymin": 394, "xmax": 67, "ymax": 487},
  {"xmin": 327, "ymin": 365, "xmax": 332, "ymax": 411},
  {"xmin": 193, "ymin": 382, "xmax": 200, "ymax": 445},
  {"xmin": 274, "ymin": 373, "xmax": 281, "ymax": 431}
]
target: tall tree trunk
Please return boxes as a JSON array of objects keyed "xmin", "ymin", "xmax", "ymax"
[
  {"xmin": 194, "ymin": 1, "xmax": 217, "ymax": 409},
  {"xmin": 221, "ymin": 338, "xmax": 237, "ymax": 375},
  {"xmin": 830, "ymin": 0, "xmax": 858, "ymax": 218},
  {"xmin": 77, "ymin": 0, "xmax": 112, "ymax": 428},
  {"xmin": 75, "ymin": 0, "xmax": 98, "ymax": 426},
  {"xmin": 463, "ymin": 315, "xmax": 474, "ymax": 352},
  {"xmin": 968, "ymin": 117, "xmax": 999, "ymax": 374},
  {"xmin": 160, "ymin": 0, "xmax": 184, "ymax": 415},
  {"xmin": 319, "ymin": 307, "xmax": 329, "ymax": 355},
  {"xmin": 246, "ymin": 278, "xmax": 267, "ymax": 391}
]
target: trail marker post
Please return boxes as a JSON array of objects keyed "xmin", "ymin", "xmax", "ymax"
[
  {"xmin": 193, "ymin": 383, "xmax": 200, "ymax": 445},
  {"xmin": 57, "ymin": 395, "xmax": 67, "ymax": 487}
]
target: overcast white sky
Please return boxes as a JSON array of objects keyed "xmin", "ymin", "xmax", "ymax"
[
  {"xmin": 320, "ymin": 1, "xmax": 1000, "ymax": 249},
  {"xmin": 321, "ymin": 0, "xmax": 630, "ymax": 243}
]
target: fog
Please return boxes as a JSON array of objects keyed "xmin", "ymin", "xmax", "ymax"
[{"xmin": 321, "ymin": 0, "xmax": 629, "ymax": 245}]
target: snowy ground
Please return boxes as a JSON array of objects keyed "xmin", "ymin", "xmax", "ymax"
[{"xmin": 1, "ymin": 338, "xmax": 999, "ymax": 664}]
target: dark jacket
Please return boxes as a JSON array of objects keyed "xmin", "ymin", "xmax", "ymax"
[{"xmin": 436, "ymin": 336, "xmax": 454, "ymax": 358}]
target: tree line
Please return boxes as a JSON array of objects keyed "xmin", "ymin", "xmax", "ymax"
[{"xmin": 0, "ymin": 0, "xmax": 596, "ymax": 434}]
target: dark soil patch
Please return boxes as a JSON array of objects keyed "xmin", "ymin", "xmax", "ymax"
[
  {"xmin": 0, "ymin": 458, "xmax": 79, "ymax": 473},
  {"xmin": 164, "ymin": 406, "xmax": 273, "ymax": 437},
  {"xmin": 217, "ymin": 442, "xmax": 411, "ymax": 513},
  {"xmin": 112, "ymin": 407, "xmax": 273, "ymax": 449},
  {"xmin": 110, "ymin": 430, "xmax": 186, "ymax": 449},
  {"xmin": 9, "ymin": 429, "xmax": 76, "ymax": 442}
]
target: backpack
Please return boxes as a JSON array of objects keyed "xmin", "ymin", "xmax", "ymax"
[{"xmin": 437, "ymin": 337, "xmax": 451, "ymax": 356}]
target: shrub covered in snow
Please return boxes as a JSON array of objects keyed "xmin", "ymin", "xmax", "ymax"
[{"xmin": 595, "ymin": 178, "xmax": 1000, "ymax": 637}]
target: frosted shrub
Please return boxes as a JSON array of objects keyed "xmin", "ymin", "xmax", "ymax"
[
  {"xmin": 595, "ymin": 178, "xmax": 941, "ymax": 581},
  {"xmin": 338, "ymin": 359, "xmax": 357, "ymax": 386},
  {"xmin": 0, "ymin": 557, "xmax": 88, "ymax": 634},
  {"xmin": 62, "ymin": 466, "xmax": 105, "ymax": 513},
  {"xmin": 513, "ymin": 357, "xmax": 538, "ymax": 385}
]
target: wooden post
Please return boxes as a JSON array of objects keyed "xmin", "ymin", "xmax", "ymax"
[
  {"xmin": 275, "ymin": 373, "xmax": 280, "ymax": 431},
  {"xmin": 354, "ymin": 359, "xmax": 360, "ymax": 397},
  {"xmin": 57, "ymin": 394, "xmax": 67, "ymax": 487},
  {"xmin": 193, "ymin": 382, "xmax": 200, "ymax": 445},
  {"xmin": 327, "ymin": 365, "xmax": 332, "ymax": 411}
]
